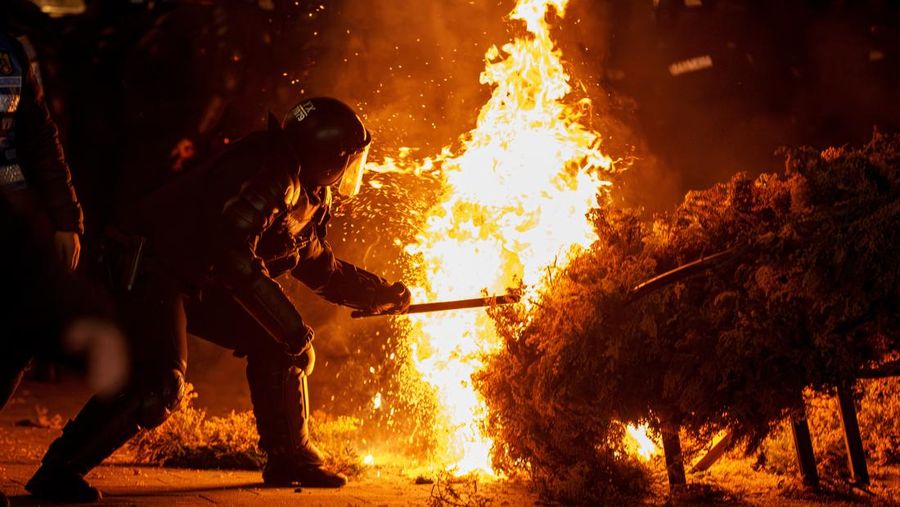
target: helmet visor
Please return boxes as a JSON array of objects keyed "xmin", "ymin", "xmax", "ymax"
[{"xmin": 336, "ymin": 140, "xmax": 370, "ymax": 197}]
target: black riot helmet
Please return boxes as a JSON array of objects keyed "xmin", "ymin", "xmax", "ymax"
[{"xmin": 279, "ymin": 97, "xmax": 372, "ymax": 197}]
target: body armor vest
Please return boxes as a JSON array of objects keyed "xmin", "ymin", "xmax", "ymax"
[{"xmin": 0, "ymin": 33, "xmax": 25, "ymax": 191}]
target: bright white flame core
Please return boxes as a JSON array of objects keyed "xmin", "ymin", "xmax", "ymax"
[
  {"xmin": 626, "ymin": 424, "xmax": 659, "ymax": 461},
  {"xmin": 385, "ymin": 0, "xmax": 617, "ymax": 475}
]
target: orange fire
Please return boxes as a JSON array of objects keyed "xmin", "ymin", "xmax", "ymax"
[
  {"xmin": 368, "ymin": 0, "xmax": 655, "ymax": 473},
  {"xmin": 626, "ymin": 424, "xmax": 660, "ymax": 462}
]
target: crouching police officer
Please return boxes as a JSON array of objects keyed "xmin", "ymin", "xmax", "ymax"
[{"xmin": 26, "ymin": 97, "xmax": 410, "ymax": 502}]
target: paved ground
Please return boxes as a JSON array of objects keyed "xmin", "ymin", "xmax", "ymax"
[
  {"xmin": 0, "ymin": 378, "xmax": 534, "ymax": 506},
  {"xmin": 3, "ymin": 465, "xmax": 534, "ymax": 506},
  {"xmin": 3, "ymin": 465, "xmax": 470, "ymax": 506},
  {"xmin": 4, "ymin": 377, "xmax": 898, "ymax": 506}
]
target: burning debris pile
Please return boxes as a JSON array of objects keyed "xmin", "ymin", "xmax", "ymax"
[
  {"xmin": 475, "ymin": 134, "xmax": 899, "ymax": 503},
  {"xmin": 129, "ymin": 386, "xmax": 263, "ymax": 470},
  {"xmin": 130, "ymin": 384, "xmax": 365, "ymax": 478}
]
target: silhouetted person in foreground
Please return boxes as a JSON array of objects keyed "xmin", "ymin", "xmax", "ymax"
[
  {"xmin": 27, "ymin": 98, "xmax": 410, "ymax": 502},
  {"xmin": 0, "ymin": 192, "xmax": 124, "ymax": 507},
  {"xmin": 0, "ymin": 18, "xmax": 128, "ymax": 506}
]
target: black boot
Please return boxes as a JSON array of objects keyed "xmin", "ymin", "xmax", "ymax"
[
  {"xmin": 263, "ymin": 453, "xmax": 348, "ymax": 488},
  {"xmin": 26, "ymin": 394, "xmax": 142, "ymax": 502},
  {"xmin": 247, "ymin": 360, "xmax": 347, "ymax": 488},
  {"xmin": 25, "ymin": 466, "xmax": 101, "ymax": 503},
  {"xmin": 1, "ymin": 490, "xmax": 9, "ymax": 507}
]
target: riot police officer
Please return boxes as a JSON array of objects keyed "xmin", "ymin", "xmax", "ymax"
[
  {"xmin": 1, "ymin": 17, "xmax": 83, "ymax": 409},
  {"xmin": 0, "ymin": 28, "xmax": 83, "ymax": 269},
  {"xmin": 26, "ymin": 97, "xmax": 410, "ymax": 502},
  {"xmin": 1, "ymin": 18, "xmax": 95, "ymax": 506}
]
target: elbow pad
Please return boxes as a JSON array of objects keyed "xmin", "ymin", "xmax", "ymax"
[{"xmin": 315, "ymin": 261, "xmax": 389, "ymax": 311}]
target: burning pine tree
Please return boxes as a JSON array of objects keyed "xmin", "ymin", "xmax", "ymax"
[{"xmin": 476, "ymin": 134, "xmax": 899, "ymax": 503}]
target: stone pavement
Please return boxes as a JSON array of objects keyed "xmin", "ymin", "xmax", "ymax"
[
  {"xmin": 3, "ymin": 463, "xmax": 533, "ymax": 506},
  {"xmin": 1, "ymin": 380, "xmax": 535, "ymax": 506}
]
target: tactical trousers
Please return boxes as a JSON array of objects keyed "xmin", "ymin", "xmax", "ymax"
[
  {"xmin": 38, "ymin": 273, "xmax": 316, "ymax": 475},
  {"xmin": 0, "ymin": 192, "xmax": 91, "ymax": 413}
]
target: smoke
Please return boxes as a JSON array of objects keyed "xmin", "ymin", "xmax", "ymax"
[
  {"xmin": 575, "ymin": 0, "xmax": 900, "ymax": 212},
  {"xmin": 165, "ymin": 1, "xmax": 521, "ymax": 155},
  {"xmin": 297, "ymin": 1, "xmax": 517, "ymax": 155},
  {"xmin": 283, "ymin": 1, "xmax": 519, "ymax": 356}
]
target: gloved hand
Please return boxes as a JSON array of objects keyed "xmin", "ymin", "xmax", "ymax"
[
  {"xmin": 285, "ymin": 323, "xmax": 314, "ymax": 358},
  {"xmin": 369, "ymin": 281, "xmax": 411, "ymax": 315}
]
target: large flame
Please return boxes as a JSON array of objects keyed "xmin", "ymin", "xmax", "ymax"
[
  {"xmin": 368, "ymin": 0, "xmax": 655, "ymax": 473},
  {"xmin": 401, "ymin": 0, "xmax": 612, "ymax": 474}
]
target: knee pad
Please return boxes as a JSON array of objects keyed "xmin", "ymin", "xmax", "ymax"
[
  {"xmin": 247, "ymin": 343, "xmax": 315, "ymax": 377},
  {"xmin": 298, "ymin": 344, "xmax": 315, "ymax": 377},
  {"xmin": 137, "ymin": 368, "xmax": 185, "ymax": 429}
]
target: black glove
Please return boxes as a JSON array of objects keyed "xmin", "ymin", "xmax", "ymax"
[
  {"xmin": 285, "ymin": 323, "xmax": 314, "ymax": 358},
  {"xmin": 369, "ymin": 281, "xmax": 411, "ymax": 315}
]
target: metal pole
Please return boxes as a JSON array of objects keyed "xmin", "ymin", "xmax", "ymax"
[{"xmin": 351, "ymin": 293, "xmax": 520, "ymax": 319}]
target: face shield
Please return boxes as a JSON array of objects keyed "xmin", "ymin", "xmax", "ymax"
[{"xmin": 335, "ymin": 131, "xmax": 371, "ymax": 197}]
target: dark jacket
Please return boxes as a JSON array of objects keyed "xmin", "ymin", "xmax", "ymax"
[
  {"xmin": 256, "ymin": 194, "xmax": 390, "ymax": 313},
  {"xmin": 0, "ymin": 31, "xmax": 83, "ymax": 233},
  {"xmin": 127, "ymin": 127, "xmax": 387, "ymax": 351}
]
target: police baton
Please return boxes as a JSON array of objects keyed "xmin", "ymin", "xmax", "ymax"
[{"xmin": 350, "ymin": 293, "xmax": 521, "ymax": 319}]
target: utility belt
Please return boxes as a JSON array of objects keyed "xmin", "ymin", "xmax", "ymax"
[{"xmin": 101, "ymin": 227, "xmax": 203, "ymax": 299}]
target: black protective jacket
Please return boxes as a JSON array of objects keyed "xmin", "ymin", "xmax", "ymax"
[
  {"xmin": 256, "ymin": 192, "xmax": 391, "ymax": 312},
  {"xmin": 126, "ymin": 127, "xmax": 388, "ymax": 351},
  {"xmin": 0, "ymin": 31, "xmax": 82, "ymax": 233}
]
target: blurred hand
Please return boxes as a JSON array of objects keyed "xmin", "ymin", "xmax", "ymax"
[
  {"xmin": 54, "ymin": 231, "xmax": 81, "ymax": 271},
  {"xmin": 370, "ymin": 281, "xmax": 411, "ymax": 315},
  {"xmin": 64, "ymin": 318, "xmax": 128, "ymax": 397}
]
